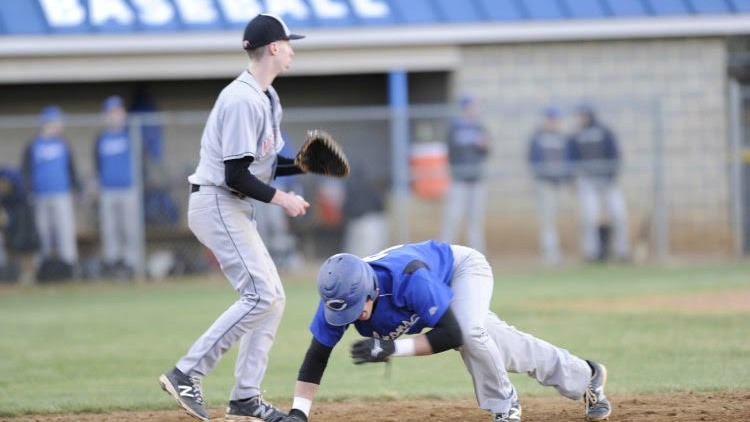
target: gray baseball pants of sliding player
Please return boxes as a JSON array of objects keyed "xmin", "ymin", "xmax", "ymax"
[
  {"xmin": 441, "ymin": 180, "xmax": 487, "ymax": 254},
  {"xmin": 176, "ymin": 187, "xmax": 286, "ymax": 401},
  {"xmin": 449, "ymin": 245, "xmax": 592, "ymax": 415},
  {"xmin": 577, "ymin": 177, "xmax": 630, "ymax": 260}
]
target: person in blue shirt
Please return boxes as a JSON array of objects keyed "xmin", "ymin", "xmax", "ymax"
[
  {"xmin": 21, "ymin": 106, "xmax": 79, "ymax": 273},
  {"xmin": 568, "ymin": 103, "xmax": 630, "ymax": 262},
  {"xmin": 94, "ymin": 95, "xmax": 140, "ymax": 278},
  {"xmin": 527, "ymin": 106, "xmax": 574, "ymax": 265},
  {"xmin": 281, "ymin": 241, "xmax": 611, "ymax": 422}
]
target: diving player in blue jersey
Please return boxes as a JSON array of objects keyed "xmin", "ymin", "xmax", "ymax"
[{"xmin": 282, "ymin": 241, "xmax": 611, "ymax": 422}]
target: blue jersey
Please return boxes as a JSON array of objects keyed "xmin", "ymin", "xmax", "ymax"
[
  {"xmin": 95, "ymin": 128, "xmax": 133, "ymax": 189},
  {"xmin": 24, "ymin": 135, "xmax": 74, "ymax": 195},
  {"xmin": 310, "ymin": 240, "xmax": 455, "ymax": 348}
]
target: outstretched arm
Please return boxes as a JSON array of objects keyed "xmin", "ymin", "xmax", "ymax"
[
  {"xmin": 286, "ymin": 338, "xmax": 334, "ymax": 421},
  {"xmin": 350, "ymin": 308, "xmax": 463, "ymax": 364}
]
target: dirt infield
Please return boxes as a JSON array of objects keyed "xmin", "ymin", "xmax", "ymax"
[{"xmin": 6, "ymin": 391, "xmax": 749, "ymax": 422}]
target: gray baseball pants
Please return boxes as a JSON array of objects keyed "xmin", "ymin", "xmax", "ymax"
[
  {"xmin": 576, "ymin": 177, "xmax": 630, "ymax": 260},
  {"xmin": 34, "ymin": 193, "xmax": 78, "ymax": 265},
  {"xmin": 176, "ymin": 187, "xmax": 286, "ymax": 401},
  {"xmin": 99, "ymin": 188, "xmax": 140, "ymax": 268},
  {"xmin": 534, "ymin": 181, "xmax": 563, "ymax": 264},
  {"xmin": 441, "ymin": 180, "xmax": 487, "ymax": 254},
  {"xmin": 449, "ymin": 245, "xmax": 592, "ymax": 415}
]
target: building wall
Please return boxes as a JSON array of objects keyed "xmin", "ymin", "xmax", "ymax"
[
  {"xmin": 0, "ymin": 38, "xmax": 734, "ymax": 257},
  {"xmin": 445, "ymin": 37, "xmax": 730, "ymax": 255}
]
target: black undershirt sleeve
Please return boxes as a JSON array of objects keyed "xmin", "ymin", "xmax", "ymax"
[
  {"xmin": 424, "ymin": 307, "xmax": 463, "ymax": 354},
  {"xmin": 224, "ymin": 157, "xmax": 276, "ymax": 203},
  {"xmin": 275, "ymin": 154, "xmax": 305, "ymax": 178},
  {"xmin": 297, "ymin": 337, "xmax": 334, "ymax": 385}
]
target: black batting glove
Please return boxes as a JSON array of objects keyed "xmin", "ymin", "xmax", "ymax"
[
  {"xmin": 350, "ymin": 338, "xmax": 395, "ymax": 364},
  {"xmin": 281, "ymin": 409, "xmax": 308, "ymax": 422}
]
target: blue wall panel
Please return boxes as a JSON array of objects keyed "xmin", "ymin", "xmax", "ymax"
[
  {"xmin": 524, "ymin": 0, "xmax": 567, "ymax": 19},
  {"xmin": 646, "ymin": 0, "xmax": 692, "ymax": 15},
  {"xmin": 476, "ymin": 0, "xmax": 527, "ymax": 21},
  {"xmin": 0, "ymin": 0, "xmax": 47, "ymax": 34},
  {"xmin": 687, "ymin": 0, "xmax": 733, "ymax": 13},
  {"xmin": 386, "ymin": 0, "xmax": 439, "ymax": 24},
  {"xmin": 603, "ymin": 0, "xmax": 650, "ymax": 17},
  {"xmin": 562, "ymin": 0, "xmax": 609, "ymax": 18},
  {"xmin": 730, "ymin": 0, "xmax": 750, "ymax": 11},
  {"xmin": 434, "ymin": 0, "xmax": 482, "ymax": 22},
  {"xmin": 0, "ymin": 0, "xmax": 748, "ymax": 35}
]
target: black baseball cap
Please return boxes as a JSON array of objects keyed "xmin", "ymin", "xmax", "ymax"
[{"xmin": 242, "ymin": 14, "xmax": 305, "ymax": 50}]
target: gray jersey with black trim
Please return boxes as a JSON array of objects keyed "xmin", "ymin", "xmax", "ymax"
[{"xmin": 188, "ymin": 71, "xmax": 285, "ymax": 188}]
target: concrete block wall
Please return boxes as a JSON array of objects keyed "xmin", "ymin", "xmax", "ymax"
[{"xmin": 447, "ymin": 37, "xmax": 732, "ymax": 256}]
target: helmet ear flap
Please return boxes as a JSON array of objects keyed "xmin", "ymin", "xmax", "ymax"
[{"xmin": 365, "ymin": 264, "xmax": 378, "ymax": 300}]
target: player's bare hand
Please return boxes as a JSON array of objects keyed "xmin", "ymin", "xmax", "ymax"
[{"xmin": 273, "ymin": 190, "xmax": 310, "ymax": 217}]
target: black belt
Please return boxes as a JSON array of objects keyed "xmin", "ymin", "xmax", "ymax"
[{"xmin": 190, "ymin": 184, "xmax": 246, "ymax": 199}]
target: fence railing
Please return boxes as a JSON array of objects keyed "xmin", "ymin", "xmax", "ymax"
[{"xmin": 1, "ymin": 97, "xmax": 742, "ymax": 283}]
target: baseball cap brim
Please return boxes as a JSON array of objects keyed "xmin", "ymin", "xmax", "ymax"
[
  {"xmin": 287, "ymin": 34, "xmax": 305, "ymax": 40},
  {"xmin": 324, "ymin": 295, "xmax": 366, "ymax": 327}
]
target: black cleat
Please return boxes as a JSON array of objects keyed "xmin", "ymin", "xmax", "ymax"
[
  {"xmin": 226, "ymin": 395, "xmax": 288, "ymax": 421},
  {"xmin": 158, "ymin": 367, "xmax": 209, "ymax": 421}
]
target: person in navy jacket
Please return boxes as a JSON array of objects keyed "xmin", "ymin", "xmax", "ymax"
[
  {"xmin": 94, "ymin": 96, "xmax": 140, "ymax": 277},
  {"xmin": 21, "ymin": 105, "xmax": 79, "ymax": 272},
  {"xmin": 440, "ymin": 94, "xmax": 490, "ymax": 253},
  {"xmin": 568, "ymin": 103, "xmax": 630, "ymax": 262}
]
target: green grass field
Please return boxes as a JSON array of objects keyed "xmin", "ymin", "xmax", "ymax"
[{"xmin": 1, "ymin": 262, "xmax": 749, "ymax": 417}]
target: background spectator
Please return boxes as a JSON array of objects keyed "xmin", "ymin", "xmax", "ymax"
[
  {"xmin": 569, "ymin": 103, "xmax": 630, "ymax": 262},
  {"xmin": 21, "ymin": 106, "xmax": 79, "ymax": 281},
  {"xmin": 440, "ymin": 94, "xmax": 490, "ymax": 253},
  {"xmin": 94, "ymin": 95, "xmax": 139, "ymax": 278},
  {"xmin": 0, "ymin": 167, "xmax": 38, "ymax": 283},
  {"xmin": 528, "ymin": 106, "xmax": 573, "ymax": 265}
]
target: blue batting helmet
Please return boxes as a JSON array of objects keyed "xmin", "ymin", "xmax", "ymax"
[{"xmin": 317, "ymin": 253, "xmax": 378, "ymax": 326}]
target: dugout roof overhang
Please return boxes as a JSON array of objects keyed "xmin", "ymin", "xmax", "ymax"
[{"xmin": 2, "ymin": 15, "xmax": 750, "ymax": 83}]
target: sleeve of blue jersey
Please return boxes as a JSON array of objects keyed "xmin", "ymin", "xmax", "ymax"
[
  {"xmin": 395, "ymin": 269, "xmax": 453, "ymax": 328},
  {"xmin": 309, "ymin": 301, "xmax": 347, "ymax": 348}
]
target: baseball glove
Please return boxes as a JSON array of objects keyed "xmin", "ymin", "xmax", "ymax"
[
  {"xmin": 351, "ymin": 338, "xmax": 395, "ymax": 364},
  {"xmin": 295, "ymin": 130, "xmax": 350, "ymax": 178}
]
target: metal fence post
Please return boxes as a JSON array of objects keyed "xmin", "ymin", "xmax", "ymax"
[
  {"xmin": 128, "ymin": 115, "xmax": 147, "ymax": 281},
  {"xmin": 728, "ymin": 78, "xmax": 744, "ymax": 256},
  {"xmin": 652, "ymin": 98, "xmax": 669, "ymax": 262},
  {"xmin": 389, "ymin": 69, "xmax": 410, "ymax": 243}
]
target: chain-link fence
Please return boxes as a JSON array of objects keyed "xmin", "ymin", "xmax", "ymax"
[{"xmin": 0, "ymin": 96, "xmax": 741, "ymax": 283}]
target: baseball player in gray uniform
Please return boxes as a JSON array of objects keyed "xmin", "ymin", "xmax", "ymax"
[{"xmin": 158, "ymin": 14, "xmax": 309, "ymax": 422}]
